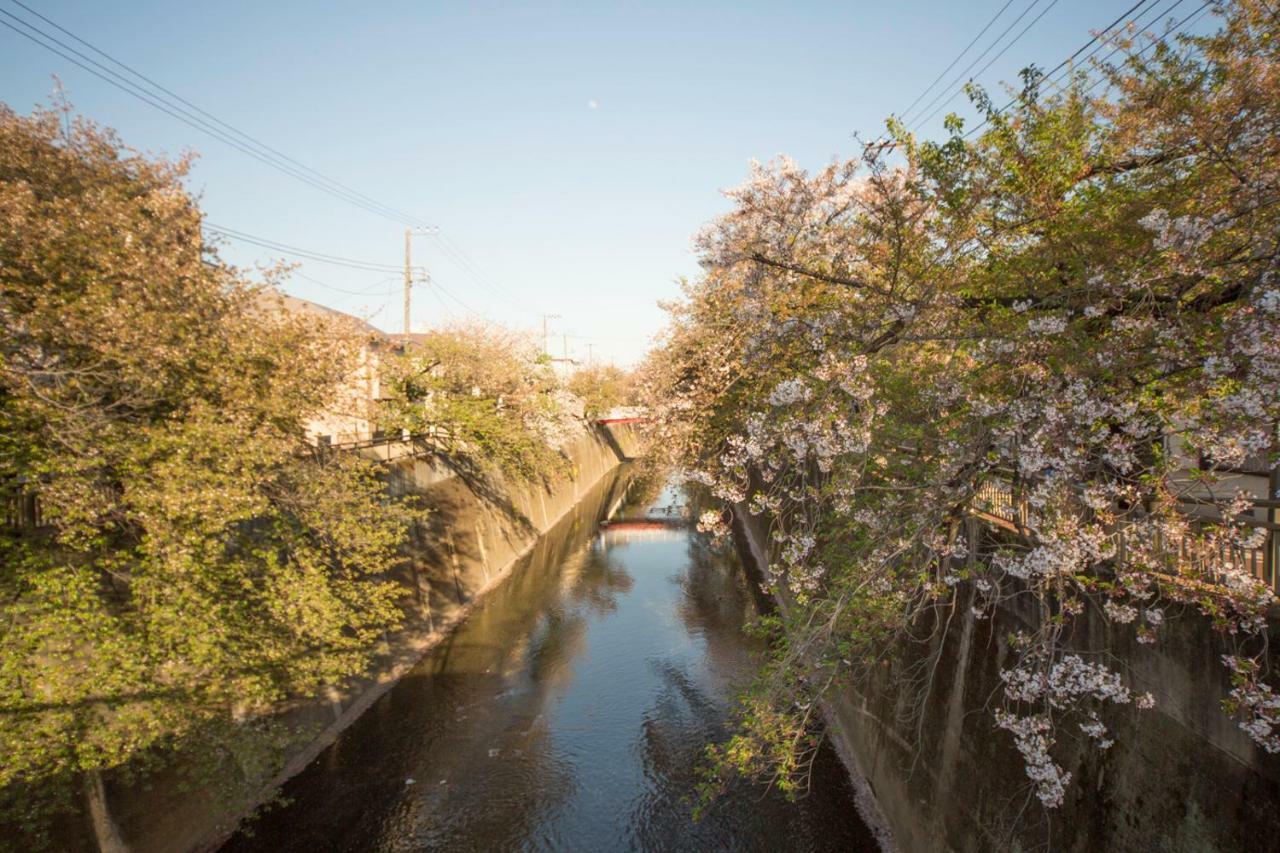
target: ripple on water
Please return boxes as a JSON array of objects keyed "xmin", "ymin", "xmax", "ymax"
[{"xmin": 223, "ymin": 471, "xmax": 880, "ymax": 852}]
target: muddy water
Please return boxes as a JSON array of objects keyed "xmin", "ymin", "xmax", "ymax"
[{"xmin": 224, "ymin": 472, "xmax": 878, "ymax": 852}]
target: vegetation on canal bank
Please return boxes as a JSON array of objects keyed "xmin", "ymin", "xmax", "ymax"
[
  {"xmin": 0, "ymin": 103, "xmax": 637, "ymax": 846},
  {"xmin": 567, "ymin": 364, "xmax": 639, "ymax": 420},
  {"xmin": 646, "ymin": 0, "xmax": 1280, "ymax": 812},
  {"xmin": 378, "ymin": 322, "xmax": 581, "ymax": 482},
  {"xmin": 0, "ymin": 103, "xmax": 418, "ymax": 842}
]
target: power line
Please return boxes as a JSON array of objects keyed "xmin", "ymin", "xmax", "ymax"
[
  {"xmin": 1, "ymin": 1, "xmax": 541, "ymax": 326},
  {"xmin": 1077, "ymin": 0, "xmax": 1202, "ymax": 88},
  {"xmin": 0, "ymin": 2, "xmax": 428, "ymax": 228},
  {"xmin": 897, "ymin": 0, "xmax": 1021, "ymax": 125},
  {"xmin": 964, "ymin": 0, "xmax": 1210, "ymax": 138},
  {"xmin": 428, "ymin": 287, "xmax": 455, "ymax": 319},
  {"xmin": 1039, "ymin": 0, "xmax": 1176, "ymax": 94},
  {"xmin": 6, "ymin": 0, "xmax": 427, "ymax": 227},
  {"xmin": 427, "ymin": 233, "xmax": 539, "ymax": 315},
  {"xmin": 440, "ymin": 233, "xmax": 511, "ymax": 299},
  {"xmin": 290, "ymin": 270, "xmax": 398, "ymax": 297},
  {"xmin": 966, "ymin": 0, "xmax": 1166, "ymax": 136},
  {"xmin": 424, "ymin": 279, "xmax": 481, "ymax": 322},
  {"xmin": 911, "ymin": 0, "xmax": 1065, "ymax": 133},
  {"xmin": 203, "ymin": 224, "xmax": 404, "ymax": 273},
  {"xmin": 205, "ymin": 225, "xmax": 510, "ymax": 327},
  {"xmin": 433, "ymin": 280, "xmax": 484, "ymax": 318},
  {"xmin": 904, "ymin": 0, "xmax": 1049, "ymax": 133},
  {"xmin": 1079, "ymin": 0, "xmax": 1216, "ymax": 95},
  {"xmin": 428, "ymin": 234, "xmax": 504, "ymax": 298},
  {"xmin": 564, "ymin": 332, "xmax": 652, "ymax": 342},
  {"xmin": 0, "ymin": 12, "xmax": 399, "ymax": 226}
]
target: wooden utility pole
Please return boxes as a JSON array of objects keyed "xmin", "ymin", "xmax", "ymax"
[
  {"xmin": 542, "ymin": 314, "xmax": 561, "ymax": 358},
  {"xmin": 403, "ymin": 228, "xmax": 412, "ymax": 334},
  {"xmin": 403, "ymin": 227, "xmax": 437, "ymax": 334}
]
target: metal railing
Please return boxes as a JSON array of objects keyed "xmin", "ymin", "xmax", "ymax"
[
  {"xmin": 3, "ymin": 491, "xmax": 41, "ymax": 530},
  {"xmin": 971, "ymin": 472, "xmax": 1280, "ymax": 594}
]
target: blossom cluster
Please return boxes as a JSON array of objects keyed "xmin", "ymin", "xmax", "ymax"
[
  {"xmin": 1222, "ymin": 656, "xmax": 1280, "ymax": 753},
  {"xmin": 994, "ymin": 711, "xmax": 1072, "ymax": 808},
  {"xmin": 648, "ymin": 3, "xmax": 1280, "ymax": 815}
]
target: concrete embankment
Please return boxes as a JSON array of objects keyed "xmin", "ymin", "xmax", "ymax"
[
  {"xmin": 90, "ymin": 422, "xmax": 642, "ymax": 853},
  {"xmin": 732, "ymin": 505, "xmax": 1280, "ymax": 853}
]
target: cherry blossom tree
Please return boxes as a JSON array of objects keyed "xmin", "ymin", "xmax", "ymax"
[{"xmin": 647, "ymin": 0, "xmax": 1280, "ymax": 809}]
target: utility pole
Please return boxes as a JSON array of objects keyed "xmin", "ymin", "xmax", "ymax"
[
  {"xmin": 541, "ymin": 314, "xmax": 561, "ymax": 358},
  {"xmin": 403, "ymin": 228, "xmax": 412, "ymax": 335},
  {"xmin": 587, "ymin": 343, "xmax": 594, "ymax": 366},
  {"xmin": 403, "ymin": 227, "xmax": 437, "ymax": 335}
]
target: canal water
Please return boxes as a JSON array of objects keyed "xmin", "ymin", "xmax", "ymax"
[{"xmin": 225, "ymin": 470, "xmax": 878, "ymax": 852}]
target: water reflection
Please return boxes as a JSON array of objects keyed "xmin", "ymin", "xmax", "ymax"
[{"xmin": 225, "ymin": 472, "xmax": 877, "ymax": 852}]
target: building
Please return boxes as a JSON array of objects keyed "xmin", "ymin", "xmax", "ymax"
[{"xmin": 257, "ymin": 291, "xmax": 388, "ymax": 446}]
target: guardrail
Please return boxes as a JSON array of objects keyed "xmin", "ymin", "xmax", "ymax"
[
  {"xmin": 971, "ymin": 472, "xmax": 1280, "ymax": 594},
  {"xmin": 3, "ymin": 491, "xmax": 41, "ymax": 530}
]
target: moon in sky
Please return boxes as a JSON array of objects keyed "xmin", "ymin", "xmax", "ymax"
[{"xmin": 588, "ymin": 100, "xmax": 599, "ymax": 109}]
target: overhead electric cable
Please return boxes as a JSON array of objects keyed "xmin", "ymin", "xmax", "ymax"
[
  {"xmin": 0, "ymin": 2, "xmax": 428, "ymax": 228},
  {"xmin": 967, "ymin": 0, "xmax": 1168, "ymax": 136},
  {"xmin": 7, "ymin": 0, "xmax": 429, "ymax": 227},
  {"xmin": 1038, "ymin": 0, "xmax": 1176, "ymax": 94},
  {"xmin": 426, "ymin": 284, "xmax": 462, "ymax": 321},
  {"xmin": 428, "ymin": 236, "xmax": 503, "ymax": 297},
  {"xmin": 898, "ymin": 0, "xmax": 1021, "ymax": 124},
  {"xmin": 439, "ymin": 234, "xmax": 508, "ymax": 295},
  {"xmin": 0, "ymin": 1, "xmax": 541, "ymax": 323},
  {"xmin": 290, "ymin": 271, "xmax": 399, "ymax": 297},
  {"xmin": 910, "ymin": 0, "xmax": 1064, "ymax": 132},
  {"xmin": 203, "ymin": 224, "xmax": 404, "ymax": 273},
  {"xmin": 1079, "ymin": 0, "xmax": 1216, "ymax": 95},
  {"xmin": 2, "ymin": 1, "xmax": 538, "ymax": 331},
  {"xmin": 428, "ymin": 233, "xmax": 538, "ymax": 314},
  {"xmin": 433, "ymin": 281, "xmax": 484, "ymax": 318},
  {"xmin": 963, "ymin": 0, "xmax": 1210, "ymax": 138},
  {"xmin": 904, "ymin": 0, "xmax": 1049, "ymax": 132}
]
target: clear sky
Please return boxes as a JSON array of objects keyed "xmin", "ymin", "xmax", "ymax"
[{"xmin": 0, "ymin": 0, "xmax": 1212, "ymax": 365}]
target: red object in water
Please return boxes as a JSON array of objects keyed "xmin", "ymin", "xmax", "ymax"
[{"xmin": 600, "ymin": 521, "xmax": 669, "ymax": 532}]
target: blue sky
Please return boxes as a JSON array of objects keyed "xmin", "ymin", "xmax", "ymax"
[{"xmin": 0, "ymin": 0, "xmax": 1213, "ymax": 364}]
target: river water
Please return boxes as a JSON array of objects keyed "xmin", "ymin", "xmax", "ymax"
[{"xmin": 224, "ymin": 470, "xmax": 878, "ymax": 852}]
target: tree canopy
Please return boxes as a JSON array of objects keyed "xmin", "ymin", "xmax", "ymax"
[
  {"xmin": 567, "ymin": 364, "xmax": 639, "ymax": 419},
  {"xmin": 378, "ymin": 322, "xmax": 584, "ymax": 480},
  {"xmin": 0, "ymin": 104, "xmax": 413, "ymax": 840},
  {"xmin": 646, "ymin": 0, "xmax": 1280, "ymax": 809}
]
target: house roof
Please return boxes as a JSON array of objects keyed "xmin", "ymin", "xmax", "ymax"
[{"xmin": 254, "ymin": 290, "xmax": 386, "ymax": 340}]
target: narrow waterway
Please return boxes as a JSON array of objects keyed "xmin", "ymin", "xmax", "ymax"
[{"xmin": 225, "ymin": 470, "xmax": 878, "ymax": 852}]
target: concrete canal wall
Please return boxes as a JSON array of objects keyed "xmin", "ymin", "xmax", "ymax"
[
  {"xmin": 93, "ymin": 422, "xmax": 643, "ymax": 853},
  {"xmin": 732, "ymin": 505, "xmax": 1280, "ymax": 853}
]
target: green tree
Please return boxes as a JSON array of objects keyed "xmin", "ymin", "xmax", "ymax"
[
  {"xmin": 0, "ymin": 105, "xmax": 412, "ymax": 844},
  {"xmin": 379, "ymin": 322, "xmax": 574, "ymax": 480},
  {"xmin": 567, "ymin": 364, "xmax": 637, "ymax": 420}
]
